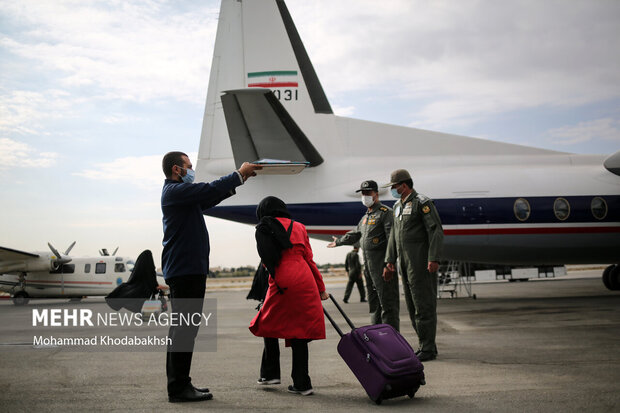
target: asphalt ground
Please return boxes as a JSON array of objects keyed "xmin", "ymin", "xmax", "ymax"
[{"xmin": 0, "ymin": 270, "xmax": 619, "ymax": 412}]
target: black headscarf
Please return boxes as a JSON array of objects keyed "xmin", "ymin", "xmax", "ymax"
[
  {"xmin": 256, "ymin": 196, "xmax": 291, "ymax": 220},
  {"xmin": 248, "ymin": 197, "xmax": 294, "ymax": 301},
  {"xmin": 255, "ymin": 196, "xmax": 293, "ymax": 277}
]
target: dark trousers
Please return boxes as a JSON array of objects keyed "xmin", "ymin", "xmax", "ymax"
[
  {"xmin": 343, "ymin": 272, "xmax": 365, "ymax": 301},
  {"xmin": 260, "ymin": 337, "xmax": 311, "ymax": 390},
  {"xmin": 165, "ymin": 274, "xmax": 207, "ymax": 396}
]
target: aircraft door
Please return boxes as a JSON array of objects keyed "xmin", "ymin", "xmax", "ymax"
[
  {"xmin": 457, "ymin": 197, "xmax": 489, "ymax": 262},
  {"xmin": 461, "ymin": 201, "xmax": 487, "ymax": 224}
]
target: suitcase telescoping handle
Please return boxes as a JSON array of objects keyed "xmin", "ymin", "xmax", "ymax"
[{"xmin": 323, "ymin": 294, "xmax": 356, "ymax": 337}]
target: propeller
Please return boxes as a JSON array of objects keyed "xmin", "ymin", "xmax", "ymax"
[
  {"xmin": 65, "ymin": 241, "xmax": 76, "ymax": 255},
  {"xmin": 48, "ymin": 241, "xmax": 75, "ymax": 269},
  {"xmin": 99, "ymin": 247, "xmax": 119, "ymax": 256}
]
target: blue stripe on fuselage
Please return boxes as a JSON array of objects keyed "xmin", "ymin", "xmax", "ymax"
[{"xmin": 205, "ymin": 195, "xmax": 620, "ymax": 227}]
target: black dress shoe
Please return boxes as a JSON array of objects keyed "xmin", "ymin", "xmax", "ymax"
[
  {"xmin": 169, "ymin": 385, "xmax": 213, "ymax": 403},
  {"xmin": 417, "ymin": 352, "xmax": 436, "ymax": 362},
  {"xmin": 193, "ymin": 385, "xmax": 210, "ymax": 393},
  {"xmin": 343, "ymin": 299, "xmax": 349, "ymax": 303},
  {"xmin": 360, "ymin": 298, "xmax": 367, "ymax": 302}
]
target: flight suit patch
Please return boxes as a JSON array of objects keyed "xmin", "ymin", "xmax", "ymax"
[
  {"xmin": 362, "ymin": 217, "xmax": 367, "ymax": 225},
  {"xmin": 368, "ymin": 219, "xmax": 376, "ymax": 225},
  {"xmin": 373, "ymin": 237, "xmax": 379, "ymax": 244},
  {"xmin": 422, "ymin": 205, "xmax": 430, "ymax": 214}
]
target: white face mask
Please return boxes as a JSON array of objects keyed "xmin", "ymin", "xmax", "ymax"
[{"xmin": 361, "ymin": 195, "xmax": 375, "ymax": 208}]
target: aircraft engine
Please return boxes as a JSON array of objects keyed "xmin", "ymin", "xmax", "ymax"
[{"xmin": 47, "ymin": 242, "xmax": 75, "ymax": 270}]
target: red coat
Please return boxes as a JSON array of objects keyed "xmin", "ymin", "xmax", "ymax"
[{"xmin": 249, "ymin": 218, "xmax": 326, "ymax": 340}]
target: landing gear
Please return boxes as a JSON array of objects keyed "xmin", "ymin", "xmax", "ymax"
[
  {"xmin": 12, "ymin": 291, "xmax": 30, "ymax": 306},
  {"xmin": 603, "ymin": 264, "xmax": 620, "ymax": 291}
]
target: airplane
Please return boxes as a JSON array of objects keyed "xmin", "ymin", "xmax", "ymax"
[
  {"xmin": 194, "ymin": 0, "xmax": 620, "ymax": 289},
  {"xmin": 0, "ymin": 242, "xmax": 135, "ymax": 305}
]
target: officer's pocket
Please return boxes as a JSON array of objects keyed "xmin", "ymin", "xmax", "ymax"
[{"xmin": 401, "ymin": 209, "xmax": 417, "ymax": 230}]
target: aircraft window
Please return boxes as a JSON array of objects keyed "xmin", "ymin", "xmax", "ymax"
[
  {"xmin": 114, "ymin": 263, "xmax": 126, "ymax": 273},
  {"xmin": 513, "ymin": 198, "xmax": 531, "ymax": 221},
  {"xmin": 84, "ymin": 264, "xmax": 91, "ymax": 274},
  {"xmin": 553, "ymin": 198, "xmax": 570, "ymax": 221},
  {"xmin": 591, "ymin": 197, "xmax": 608, "ymax": 220},
  {"xmin": 95, "ymin": 263, "xmax": 106, "ymax": 274},
  {"xmin": 126, "ymin": 260, "xmax": 135, "ymax": 272},
  {"xmin": 62, "ymin": 264, "xmax": 75, "ymax": 274}
]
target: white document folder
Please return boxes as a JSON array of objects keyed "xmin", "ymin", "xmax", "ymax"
[{"xmin": 252, "ymin": 159, "xmax": 309, "ymax": 175}]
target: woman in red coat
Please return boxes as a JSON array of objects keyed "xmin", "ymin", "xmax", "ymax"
[{"xmin": 249, "ymin": 196, "xmax": 329, "ymax": 395}]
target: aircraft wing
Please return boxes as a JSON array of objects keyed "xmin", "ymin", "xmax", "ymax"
[{"xmin": 0, "ymin": 246, "xmax": 39, "ymax": 262}]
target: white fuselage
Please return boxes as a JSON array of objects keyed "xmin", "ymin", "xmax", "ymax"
[
  {"xmin": 0, "ymin": 256, "xmax": 133, "ymax": 298},
  {"xmin": 199, "ymin": 117, "xmax": 620, "ymax": 265}
]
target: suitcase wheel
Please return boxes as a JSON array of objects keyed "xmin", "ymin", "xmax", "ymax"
[{"xmin": 408, "ymin": 384, "xmax": 421, "ymax": 398}]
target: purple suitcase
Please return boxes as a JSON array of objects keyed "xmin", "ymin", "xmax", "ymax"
[{"xmin": 324, "ymin": 295, "xmax": 425, "ymax": 404}]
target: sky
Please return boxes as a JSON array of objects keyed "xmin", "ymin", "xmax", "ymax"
[{"xmin": 1, "ymin": 0, "xmax": 619, "ymax": 269}]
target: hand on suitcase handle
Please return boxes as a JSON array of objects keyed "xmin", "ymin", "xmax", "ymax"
[{"xmin": 320, "ymin": 291, "xmax": 330, "ymax": 300}]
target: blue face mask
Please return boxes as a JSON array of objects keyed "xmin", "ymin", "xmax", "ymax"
[
  {"xmin": 181, "ymin": 168, "xmax": 195, "ymax": 184},
  {"xmin": 391, "ymin": 188, "xmax": 401, "ymax": 199}
]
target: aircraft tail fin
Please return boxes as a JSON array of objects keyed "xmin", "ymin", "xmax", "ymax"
[
  {"xmin": 274, "ymin": 0, "xmax": 332, "ymax": 115},
  {"xmin": 197, "ymin": 0, "xmax": 331, "ymax": 178}
]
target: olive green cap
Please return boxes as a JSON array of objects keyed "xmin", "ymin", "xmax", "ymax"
[{"xmin": 383, "ymin": 169, "xmax": 411, "ymax": 187}]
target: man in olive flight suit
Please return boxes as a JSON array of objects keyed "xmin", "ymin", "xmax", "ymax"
[
  {"xmin": 343, "ymin": 245, "xmax": 366, "ymax": 303},
  {"xmin": 384, "ymin": 169, "xmax": 444, "ymax": 361},
  {"xmin": 328, "ymin": 180, "xmax": 400, "ymax": 331}
]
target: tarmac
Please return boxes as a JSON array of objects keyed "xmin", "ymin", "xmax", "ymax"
[{"xmin": 1, "ymin": 269, "xmax": 619, "ymax": 412}]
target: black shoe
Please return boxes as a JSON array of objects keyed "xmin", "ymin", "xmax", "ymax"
[
  {"xmin": 343, "ymin": 299, "xmax": 349, "ymax": 304},
  {"xmin": 287, "ymin": 385, "xmax": 314, "ymax": 396},
  {"xmin": 417, "ymin": 352, "xmax": 436, "ymax": 362},
  {"xmin": 192, "ymin": 385, "xmax": 210, "ymax": 393},
  {"xmin": 169, "ymin": 385, "xmax": 213, "ymax": 403},
  {"xmin": 360, "ymin": 298, "xmax": 367, "ymax": 302},
  {"xmin": 257, "ymin": 378, "xmax": 281, "ymax": 385}
]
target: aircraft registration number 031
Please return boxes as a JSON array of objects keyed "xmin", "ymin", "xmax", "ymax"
[{"xmin": 272, "ymin": 89, "xmax": 298, "ymax": 101}]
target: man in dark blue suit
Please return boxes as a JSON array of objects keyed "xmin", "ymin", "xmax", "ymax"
[{"xmin": 161, "ymin": 151, "xmax": 260, "ymax": 403}]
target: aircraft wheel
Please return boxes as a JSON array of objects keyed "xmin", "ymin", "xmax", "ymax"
[
  {"xmin": 608, "ymin": 265, "xmax": 620, "ymax": 291},
  {"xmin": 12, "ymin": 291, "xmax": 30, "ymax": 306},
  {"xmin": 602, "ymin": 265, "xmax": 614, "ymax": 290}
]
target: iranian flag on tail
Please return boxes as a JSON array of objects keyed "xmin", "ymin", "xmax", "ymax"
[{"xmin": 247, "ymin": 71, "xmax": 298, "ymax": 88}]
